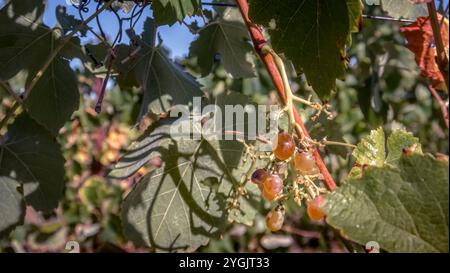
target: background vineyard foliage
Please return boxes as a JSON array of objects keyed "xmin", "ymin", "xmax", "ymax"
[{"xmin": 0, "ymin": 0, "xmax": 448, "ymax": 252}]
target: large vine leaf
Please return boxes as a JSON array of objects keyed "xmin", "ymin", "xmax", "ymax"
[
  {"xmin": 118, "ymin": 91, "xmax": 263, "ymax": 252},
  {"xmin": 0, "ymin": 176, "xmax": 25, "ymax": 238},
  {"xmin": 0, "ymin": 5, "xmax": 82, "ymax": 135},
  {"xmin": 115, "ymin": 18, "xmax": 203, "ymax": 119},
  {"xmin": 189, "ymin": 7, "xmax": 255, "ymax": 78},
  {"xmin": 323, "ymin": 154, "xmax": 449, "ymax": 253},
  {"xmin": 248, "ymin": 0, "xmax": 351, "ymax": 98},
  {"xmin": 152, "ymin": 0, "xmax": 202, "ymax": 26},
  {"xmin": 381, "ymin": 0, "xmax": 428, "ymax": 20},
  {"xmin": 0, "ymin": 113, "xmax": 65, "ymax": 212},
  {"xmin": 24, "ymin": 56, "xmax": 80, "ymax": 136},
  {"xmin": 323, "ymin": 129, "xmax": 444, "ymax": 252}
]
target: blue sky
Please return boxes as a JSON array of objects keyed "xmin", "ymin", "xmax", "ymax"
[
  {"xmin": 44, "ymin": 0, "xmax": 200, "ymax": 58},
  {"xmin": 1, "ymin": 0, "xmax": 448, "ymax": 59}
]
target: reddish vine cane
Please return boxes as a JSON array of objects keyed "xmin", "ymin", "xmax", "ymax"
[{"xmin": 235, "ymin": 0, "xmax": 337, "ymax": 191}]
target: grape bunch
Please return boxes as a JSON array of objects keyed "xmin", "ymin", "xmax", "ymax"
[{"xmin": 250, "ymin": 131, "xmax": 326, "ymax": 232}]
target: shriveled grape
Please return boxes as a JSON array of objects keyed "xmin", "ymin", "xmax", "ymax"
[
  {"xmin": 251, "ymin": 169, "xmax": 268, "ymax": 185},
  {"xmin": 266, "ymin": 207, "xmax": 285, "ymax": 231}
]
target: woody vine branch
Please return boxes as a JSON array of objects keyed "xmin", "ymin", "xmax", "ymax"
[{"xmin": 234, "ymin": 0, "xmax": 337, "ymax": 191}]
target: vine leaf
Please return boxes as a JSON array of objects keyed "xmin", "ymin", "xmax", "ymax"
[
  {"xmin": 116, "ymin": 18, "xmax": 203, "ymax": 120},
  {"xmin": 189, "ymin": 7, "xmax": 255, "ymax": 78},
  {"xmin": 351, "ymin": 128, "xmax": 422, "ymax": 174},
  {"xmin": 0, "ymin": 113, "xmax": 65, "ymax": 212},
  {"xmin": 0, "ymin": 176, "xmax": 25, "ymax": 238},
  {"xmin": 55, "ymin": 5, "xmax": 87, "ymax": 36},
  {"xmin": 0, "ymin": 6, "xmax": 82, "ymax": 135},
  {"xmin": 118, "ymin": 91, "xmax": 263, "ymax": 252},
  {"xmin": 2, "ymin": 0, "xmax": 46, "ymax": 23},
  {"xmin": 24, "ymin": 56, "xmax": 80, "ymax": 136},
  {"xmin": 248, "ymin": 0, "xmax": 351, "ymax": 98},
  {"xmin": 400, "ymin": 16, "xmax": 449, "ymax": 92},
  {"xmin": 152, "ymin": 0, "xmax": 202, "ymax": 26},
  {"xmin": 352, "ymin": 127, "xmax": 386, "ymax": 167},
  {"xmin": 385, "ymin": 129, "xmax": 422, "ymax": 165},
  {"xmin": 381, "ymin": 0, "xmax": 428, "ymax": 20},
  {"xmin": 323, "ymin": 154, "xmax": 449, "ymax": 253}
]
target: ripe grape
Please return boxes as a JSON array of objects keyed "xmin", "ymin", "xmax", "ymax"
[
  {"xmin": 266, "ymin": 208, "xmax": 285, "ymax": 232},
  {"xmin": 307, "ymin": 195, "xmax": 326, "ymax": 221},
  {"xmin": 251, "ymin": 169, "xmax": 268, "ymax": 185},
  {"xmin": 272, "ymin": 132, "xmax": 296, "ymax": 161},
  {"xmin": 294, "ymin": 151, "xmax": 319, "ymax": 175},
  {"xmin": 262, "ymin": 175, "xmax": 283, "ymax": 201}
]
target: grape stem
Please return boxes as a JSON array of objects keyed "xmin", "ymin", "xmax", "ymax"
[
  {"xmin": 0, "ymin": 81, "xmax": 22, "ymax": 104},
  {"xmin": 320, "ymin": 140, "xmax": 356, "ymax": 149},
  {"xmin": 235, "ymin": 0, "xmax": 337, "ymax": 191},
  {"xmin": 427, "ymin": 84, "xmax": 449, "ymax": 128},
  {"xmin": 269, "ymin": 52, "xmax": 355, "ymax": 149}
]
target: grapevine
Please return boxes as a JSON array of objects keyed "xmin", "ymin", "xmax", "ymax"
[{"xmin": 0, "ymin": 0, "xmax": 448, "ymax": 254}]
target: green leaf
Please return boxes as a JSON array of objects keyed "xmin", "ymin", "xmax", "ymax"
[
  {"xmin": 24, "ymin": 56, "xmax": 80, "ymax": 136},
  {"xmin": 0, "ymin": 7, "xmax": 82, "ymax": 135},
  {"xmin": 0, "ymin": 10, "xmax": 51, "ymax": 80},
  {"xmin": 116, "ymin": 19, "xmax": 203, "ymax": 119},
  {"xmin": 189, "ymin": 8, "xmax": 255, "ymax": 78},
  {"xmin": 323, "ymin": 154, "xmax": 449, "ymax": 252},
  {"xmin": 248, "ymin": 0, "xmax": 350, "ymax": 98},
  {"xmin": 352, "ymin": 128, "xmax": 423, "ymax": 168},
  {"xmin": 0, "ymin": 113, "xmax": 65, "ymax": 212},
  {"xmin": 2, "ymin": 0, "xmax": 46, "ymax": 23},
  {"xmin": 55, "ymin": 5, "xmax": 87, "ymax": 36},
  {"xmin": 385, "ymin": 129, "xmax": 422, "ymax": 165},
  {"xmin": 352, "ymin": 127, "xmax": 386, "ymax": 167},
  {"xmin": 119, "ymin": 91, "xmax": 263, "ymax": 252},
  {"xmin": 107, "ymin": 121, "xmax": 173, "ymax": 179},
  {"xmin": 152, "ymin": 0, "xmax": 202, "ymax": 26},
  {"xmin": 381, "ymin": 0, "xmax": 428, "ymax": 20},
  {"xmin": 0, "ymin": 176, "xmax": 25, "ymax": 238}
]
